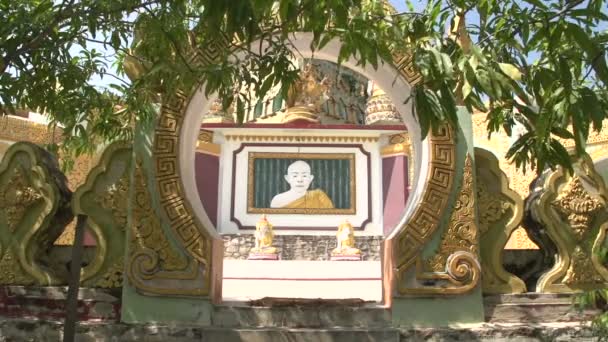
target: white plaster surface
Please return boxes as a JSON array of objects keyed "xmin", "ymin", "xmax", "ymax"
[
  {"xmin": 222, "ymin": 260, "xmax": 382, "ymax": 302},
  {"xmin": 215, "ymin": 129, "xmax": 392, "ymax": 235}
]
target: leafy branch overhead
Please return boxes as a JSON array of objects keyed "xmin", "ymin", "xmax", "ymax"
[{"xmin": 1, "ymin": 0, "xmax": 607, "ymax": 173}]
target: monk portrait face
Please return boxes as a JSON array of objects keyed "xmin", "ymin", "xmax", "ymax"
[{"xmin": 285, "ymin": 160, "xmax": 314, "ymax": 191}]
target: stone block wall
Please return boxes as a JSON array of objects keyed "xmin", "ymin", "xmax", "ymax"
[{"xmin": 222, "ymin": 235, "xmax": 383, "ymax": 261}]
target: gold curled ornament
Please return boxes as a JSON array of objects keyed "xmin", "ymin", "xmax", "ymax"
[
  {"xmin": 127, "ymin": 159, "xmax": 209, "ymax": 296},
  {"xmin": 396, "ymin": 154, "xmax": 479, "ymax": 295}
]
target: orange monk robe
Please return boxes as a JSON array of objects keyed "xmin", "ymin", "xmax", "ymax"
[{"xmin": 283, "ymin": 189, "xmax": 335, "ymax": 209}]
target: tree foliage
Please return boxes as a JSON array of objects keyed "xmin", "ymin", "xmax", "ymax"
[{"xmin": 1, "ymin": 0, "xmax": 607, "ymax": 173}]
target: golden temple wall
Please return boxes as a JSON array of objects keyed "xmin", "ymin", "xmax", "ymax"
[{"xmin": 472, "ymin": 112, "xmax": 608, "ymax": 249}]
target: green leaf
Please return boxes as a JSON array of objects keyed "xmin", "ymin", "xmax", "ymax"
[
  {"xmin": 551, "ymin": 127, "xmax": 574, "ymax": 140},
  {"xmin": 498, "ymin": 63, "xmax": 522, "ymax": 81}
]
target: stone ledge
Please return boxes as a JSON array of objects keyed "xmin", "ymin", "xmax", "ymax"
[
  {"xmin": 0, "ymin": 286, "xmax": 121, "ymax": 323},
  {"xmin": 223, "ymin": 235, "xmax": 382, "ymax": 261},
  {"xmin": 0, "ymin": 320, "xmax": 599, "ymax": 342}
]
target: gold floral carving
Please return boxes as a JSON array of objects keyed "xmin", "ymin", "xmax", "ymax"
[
  {"xmin": 95, "ymin": 174, "xmax": 129, "ymax": 230},
  {"xmin": 477, "ymin": 181, "xmax": 510, "ymax": 234},
  {"xmin": 224, "ymin": 135, "xmax": 379, "ymax": 143},
  {"xmin": 0, "ymin": 168, "xmax": 43, "ymax": 232},
  {"xmin": 535, "ymin": 155, "xmax": 608, "ymax": 293},
  {"xmin": 474, "ymin": 147, "xmax": 526, "ymax": 294},
  {"xmin": 198, "ymin": 130, "xmax": 214, "ymax": 143},
  {"xmin": 551, "ymin": 177, "xmax": 604, "ymax": 240},
  {"xmin": 425, "ymin": 155, "xmax": 478, "ymax": 273},
  {"xmin": 93, "ymin": 258, "xmax": 124, "ymax": 288},
  {"xmin": 0, "ymin": 249, "xmax": 35, "ymax": 285},
  {"xmin": 396, "ymin": 154, "xmax": 480, "ymax": 295},
  {"xmin": 563, "ymin": 246, "xmax": 604, "ymax": 285}
]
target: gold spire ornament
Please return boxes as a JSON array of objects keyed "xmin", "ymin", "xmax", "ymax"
[
  {"xmin": 282, "ymin": 63, "xmax": 331, "ymax": 124},
  {"xmin": 331, "ymin": 220, "xmax": 362, "ymax": 261},
  {"xmin": 248, "ymin": 215, "xmax": 279, "ymax": 260}
]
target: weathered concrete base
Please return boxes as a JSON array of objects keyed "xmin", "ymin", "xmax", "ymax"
[
  {"xmin": 247, "ymin": 253, "xmax": 279, "ymax": 260},
  {"xmin": 0, "ymin": 320, "xmax": 597, "ymax": 342},
  {"xmin": 0, "ymin": 286, "xmax": 120, "ymax": 322},
  {"xmin": 0, "ymin": 287, "xmax": 601, "ymax": 341},
  {"xmin": 223, "ymin": 235, "xmax": 382, "ymax": 260},
  {"xmin": 120, "ymin": 284, "xmax": 213, "ymax": 325},
  {"xmin": 330, "ymin": 254, "xmax": 362, "ymax": 261},
  {"xmin": 484, "ymin": 293, "xmax": 600, "ymax": 323}
]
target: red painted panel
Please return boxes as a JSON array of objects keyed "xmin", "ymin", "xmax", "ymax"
[
  {"xmin": 195, "ymin": 152, "xmax": 220, "ymax": 228},
  {"xmin": 382, "ymin": 155, "xmax": 409, "ymax": 236}
]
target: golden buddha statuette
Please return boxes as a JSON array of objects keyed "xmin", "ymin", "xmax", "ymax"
[
  {"xmin": 249, "ymin": 215, "xmax": 279, "ymax": 260},
  {"xmin": 331, "ymin": 220, "xmax": 361, "ymax": 260}
]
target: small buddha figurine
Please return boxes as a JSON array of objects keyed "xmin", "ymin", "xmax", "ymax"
[
  {"xmin": 331, "ymin": 220, "xmax": 361, "ymax": 260},
  {"xmin": 249, "ymin": 215, "xmax": 278, "ymax": 259}
]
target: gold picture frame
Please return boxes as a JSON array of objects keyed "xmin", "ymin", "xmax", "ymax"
[{"xmin": 247, "ymin": 152, "xmax": 356, "ymax": 215}]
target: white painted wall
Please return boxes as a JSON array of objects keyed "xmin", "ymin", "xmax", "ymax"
[{"xmin": 214, "ymin": 129, "xmax": 389, "ymax": 235}]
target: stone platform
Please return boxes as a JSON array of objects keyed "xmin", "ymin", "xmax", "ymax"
[
  {"xmin": 0, "ymin": 286, "xmax": 601, "ymax": 341},
  {"xmin": 0, "ymin": 319, "xmax": 597, "ymax": 341}
]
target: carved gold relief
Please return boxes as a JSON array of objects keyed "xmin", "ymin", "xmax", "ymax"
[
  {"xmin": 130, "ymin": 162, "xmax": 189, "ymax": 272},
  {"xmin": 477, "ymin": 181, "xmax": 510, "ymax": 234},
  {"xmin": 425, "ymin": 155, "xmax": 477, "ymax": 272},
  {"xmin": 392, "ymin": 124, "xmax": 457, "ymax": 294},
  {"xmin": 397, "ymin": 154, "xmax": 480, "ymax": 295},
  {"xmin": 93, "ymin": 258, "xmax": 124, "ymax": 289},
  {"xmin": 74, "ymin": 143, "xmax": 131, "ymax": 289},
  {"xmin": 563, "ymin": 246, "xmax": 604, "ymax": 285},
  {"xmin": 95, "ymin": 174, "xmax": 129, "ymax": 230},
  {"xmin": 0, "ymin": 168, "xmax": 43, "ymax": 232},
  {"xmin": 198, "ymin": 131, "xmax": 214, "ymax": 144},
  {"xmin": 127, "ymin": 159, "xmax": 210, "ymax": 296},
  {"xmin": 551, "ymin": 177, "xmax": 604, "ymax": 240},
  {"xmin": 0, "ymin": 249, "xmax": 35, "ymax": 285},
  {"xmin": 0, "ymin": 142, "xmax": 72, "ymax": 286},
  {"xmin": 474, "ymin": 147, "xmax": 526, "ymax": 294},
  {"xmin": 534, "ymin": 155, "xmax": 608, "ymax": 293}
]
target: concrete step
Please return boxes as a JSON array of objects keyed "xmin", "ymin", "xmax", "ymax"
[
  {"xmin": 212, "ymin": 303, "xmax": 391, "ymax": 328},
  {"xmin": 484, "ymin": 294, "xmax": 599, "ymax": 323},
  {"xmin": 0, "ymin": 320, "xmax": 597, "ymax": 342},
  {"xmin": 484, "ymin": 293, "xmax": 575, "ymax": 305},
  {"xmin": 201, "ymin": 328, "xmax": 400, "ymax": 342}
]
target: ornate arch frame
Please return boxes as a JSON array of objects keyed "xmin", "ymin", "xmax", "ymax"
[{"xmin": 150, "ymin": 33, "xmax": 457, "ymax": 302}]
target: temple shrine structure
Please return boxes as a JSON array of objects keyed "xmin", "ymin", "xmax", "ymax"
[{"xmin": 0, "ymin": 14, "xmax": 608, "ymax": 341}]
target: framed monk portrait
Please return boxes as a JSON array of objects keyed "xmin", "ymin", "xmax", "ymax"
[{"xmin": 247, "ymin": 152, "xmax": 356, "ymax": 214}]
